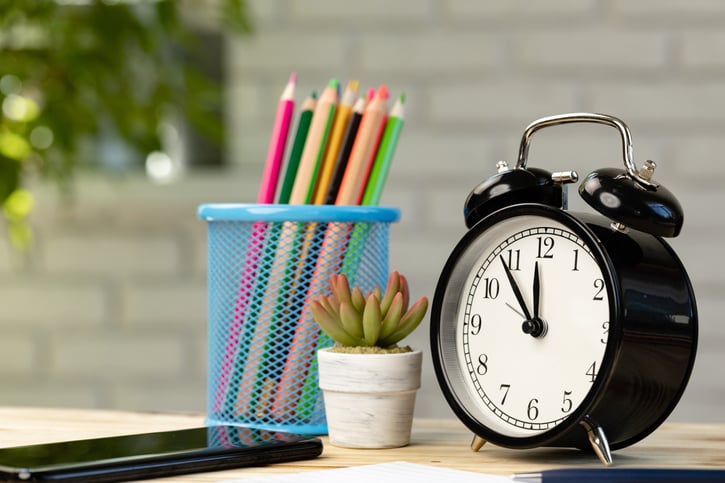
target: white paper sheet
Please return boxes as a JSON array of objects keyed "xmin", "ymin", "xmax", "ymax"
[{"xmin": 220, "ymin": 461, "xmax": 512, "ymax": 482}]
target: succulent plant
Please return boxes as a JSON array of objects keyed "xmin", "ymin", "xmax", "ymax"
[{"xmin": 309, "ymin": 271, "xmax": 429, "ymax": 348}]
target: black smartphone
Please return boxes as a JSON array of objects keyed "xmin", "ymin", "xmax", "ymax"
[{"xmin": 0, "ymin": 425, "xmax": 322, "ymax": 482}]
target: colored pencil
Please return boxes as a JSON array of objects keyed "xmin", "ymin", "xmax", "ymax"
[
  {"xmin": 289, "ymin": 78, "xmax": 339, "ymax": 205},
  {"xmin": 211, "ymin": 76, "xmax": 297, "ymax": 413},
  {"xmin": 335, "ymin": 85, "xmax": 389, "ymax": 205},
  {"xmin": 216, "ymin": 75, "xmax": 408, "ymax": 425},
  {"xmin": 234, "ymin": 217, "xmax": 300, "ymax": 416},
  {"xmin": 235, "ymin": 79, "xmax": 339, "ymax": 416},
  {"xmin": 271, "ymin": 218, "xmax": 350, "ymax": 419},
  {"xmin": 311, "ymin": 80, "xmax": 359, "ymax": 204},
  {"xmin": 323, "ymin": 97, "xmax": 365, "ymax": 205},
  {"xmin": 251, "ymin": 81, "xmax": 352, "ymax": 412},
  {"xmin": 258, "ymin": 72, "xmax": 296, "ymax": 204},
  {"xmin": 271, "ymin": 90, "xmax": 391, "ymax": 418},
  {"xmin": 296, "ymin": 93, "xmax": 406, "ymax": 420},
  {"xmin": 361, "ymin": 93, "xmax": 405, "ymax": 206},
  {"xmin": 277, "ymin": 92, "xmax": 317, "ymax": 204},
  {"xmin": 339, "ymin": 93, "xmax": 406, "ymax": 276},
  {"xmin": 355, "ymin": 91, "xmax": 389, "ymax": 205}
]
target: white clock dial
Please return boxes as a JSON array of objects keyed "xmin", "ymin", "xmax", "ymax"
[{"xmin": 455, "ymin": 214, "xmax": 610, "ymax": 437}]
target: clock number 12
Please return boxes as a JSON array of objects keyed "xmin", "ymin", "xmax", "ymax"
[{"xmin": 537, "ymin": 236, "xmax": 555, "ymax": 259}]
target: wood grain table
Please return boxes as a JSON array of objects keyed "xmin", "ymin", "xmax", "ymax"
[{"xmin": 0, "ymin": 407, "xmax": 722, "ymax": 482}]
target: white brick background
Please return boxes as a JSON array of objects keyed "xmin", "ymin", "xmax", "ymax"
[{"xmin": 1, "ymin": 0, "xmax": 723, "ymax": 427}]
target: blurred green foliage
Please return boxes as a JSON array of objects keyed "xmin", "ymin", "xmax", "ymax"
[{"xmin": 0, "ymin": 0, "xmax": 251, "ymax": 249}]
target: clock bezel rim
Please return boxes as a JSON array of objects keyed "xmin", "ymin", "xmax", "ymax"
[{"xmin": 430, "ymin": 203, "xmax": 624, "ymax": 449}]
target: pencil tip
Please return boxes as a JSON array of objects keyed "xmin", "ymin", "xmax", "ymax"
[
  {"xmin": 378, "ymin": 84, "xmax": 389, "ymax": 100},
  {"xmin": 348, "ymin": 80, "xmax": 360, "ymax": 93},
  {"xmin": 366, "ymin": 87, "xmax": 375, "ymax": 102},
  {"xmin": 289, "ymin": 72, "xmax": 297, "ymax": 84},
  {"xmin": 400, "ymin": 92, "xmax": 406, "ymax": 104},
  {"xmin": 311, "ymin": 90, "xmax": 318, "ymax": 99},
  {"xmin": 328, "ymin": 78, "xmax": 339, "ymax": 88}
]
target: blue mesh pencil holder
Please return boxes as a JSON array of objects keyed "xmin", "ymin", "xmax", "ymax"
[{"xmin": 198, "ymin": 204, "xmax": 400, "ymax": 434}]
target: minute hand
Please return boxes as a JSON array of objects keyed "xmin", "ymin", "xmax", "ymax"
[
  {"xmin": 499, "ymin": 255, "xmax": 532, "ymax": 321},
  {"xmin": 533, "ymin": 261, "xmax": 540, "ymax": 319}
]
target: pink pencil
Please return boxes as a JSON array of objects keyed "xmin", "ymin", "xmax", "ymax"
[
  {"xmin": 211, "ymin": 73, "xmax": 295, "ymax": 413},
  {"xmin": 258, "ymin": 72, "xmax": 297, "ymax": 203}
]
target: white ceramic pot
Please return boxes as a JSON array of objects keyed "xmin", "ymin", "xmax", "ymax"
[{"xmin": 317, "ymin": 348, "xmax": 423, "ymax": 448}]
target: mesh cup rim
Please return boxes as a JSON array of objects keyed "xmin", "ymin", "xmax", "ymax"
[{"xmin": 198, "ymin": 204, "xmax": 400, "ymax": 223}]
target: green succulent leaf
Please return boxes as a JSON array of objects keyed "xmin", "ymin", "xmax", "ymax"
[
  {"xmin": 339, "ymin": 301, "xmax": 364, "ymax": 340},
  {"xmin": 399, "ymin": 273, "xmax": 410, "ymax": 311},
  {"xmin": 339, "ymin": 301, "xmax": 364, "ymax": 343},
  {"xmin": 332, "ymin": 274, "xmax": 353, "ymax": 308},
  {"xmin": 310, "ymin": 300, "xmax": 359, "ymax": 346},
  {"xmin": 310, "ymin": 272, "xmax": 429, "ymax": 348},
  {"xmin": 380, "ymin": 271, "xmax": 401, "ymax": 316},
  {"xmin": 379, "ymin": 291, "xmax": 404, "ymax": 340},
  {"xmin": 372, "ymin": 285, "xmax": 382, "ymax": 302},
  {"xmin": 362, "ymin": 294, "xmax": 382, "ymax": 346},
  {"xmin": 379, "ymin": 296, "xmax": 429, "ymax": 346},
  {"xmin": 351, "ymin": 286, "xmax": 366, "ymax": 313}
]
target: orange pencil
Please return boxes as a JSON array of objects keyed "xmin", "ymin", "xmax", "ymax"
[
  {"xmin": 289, "ymin": 78, "xmax": 339, "ymax": 205},
  {"xmin": 311, "ymin": 80, "xmax": 359, "ymax": 204},
  {"xmin": 334, "ymin": 85, "xmax": 389, "ymax": 205}
]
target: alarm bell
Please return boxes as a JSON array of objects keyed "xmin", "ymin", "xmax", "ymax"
[{"xmin": 465, "ymin": 113, "xmax": 684, "ymax": 237}]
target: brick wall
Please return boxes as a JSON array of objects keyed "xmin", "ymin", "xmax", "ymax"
[{"xmin": 1, "ymin": 0, "xmax": 723, "ymax": 423}]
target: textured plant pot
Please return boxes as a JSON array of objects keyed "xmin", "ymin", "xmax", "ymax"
[{"xmin": 317, "ymin": 348, "xmax": 423, "ymax": 448}]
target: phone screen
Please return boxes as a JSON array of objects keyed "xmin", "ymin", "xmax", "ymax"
[{"xmin": 0, "ymin": 425, "xmax": 322, "ymax": 482}]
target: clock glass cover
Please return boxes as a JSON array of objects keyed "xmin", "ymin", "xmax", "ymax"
[{"xmin": 438, "ymin": 211, "xmax": 613, "ymax": 438}]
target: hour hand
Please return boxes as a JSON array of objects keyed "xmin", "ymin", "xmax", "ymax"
[{"xmin": 499, "ymin": 255, "xmax": 532, "ymax": 321}]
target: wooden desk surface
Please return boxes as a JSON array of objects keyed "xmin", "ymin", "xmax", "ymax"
[{"xmin": 0, "ymin": 407, "xmax": 723, "ymax": 482}]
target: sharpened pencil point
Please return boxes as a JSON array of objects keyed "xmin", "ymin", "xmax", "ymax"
[
  {"xmin": 400, "ymin": 92, "xmax": 406, "ymax": 104},
  {"xmin": 378, "ymin": 84, "xmax": 389, "ymax": 100},
  {"xmin": 289, "ymin": 72, "xmax": 297, "ymax": 84},
  {"xmin": 311, "ymin": 90, "xmax": 318, "ymax": 99},
  {"xmin": 348, "ymin": 80, "xmax": 360, "ymax": 94},
  {"xmin": 328, "ymin": 78, "xmax": 339, "ymax": 89},
  {"xmin": 366, "ymin": 88, "xmax": 375, "ymax": 102}
]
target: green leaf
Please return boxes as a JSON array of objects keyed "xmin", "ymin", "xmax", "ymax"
[
  {"xmin": 310, "ymin": 300, "xmax": 358, "ymax": 346},
  {"xmin": 379, "ymin": 297, "xmax": 429, "ymax": 347},
  {"xmin": 362, "ymin": 294, "xmax": 382, "ymax": 346}
]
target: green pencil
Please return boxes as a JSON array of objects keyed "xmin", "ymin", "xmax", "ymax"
[
  {"xmin": 277, "ymin": 91, "xmax": 316, "ymax": 204},
  {"xmin": 361, "ymin": 93, "xmax": 405, "ymax": 206}
]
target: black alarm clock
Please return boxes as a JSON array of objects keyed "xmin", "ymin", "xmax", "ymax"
[{"xmin": 430, "ymin": 113, "xmax": 697, "ymax": 465}]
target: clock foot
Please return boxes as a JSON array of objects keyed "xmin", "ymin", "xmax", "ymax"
[
  {"xmin": 470, "ymin": 434, "xmax": 487, "ymax": 452},
  {"xmin": 580, "ymin": 418, "xmax": 613, "ymax": 466}
]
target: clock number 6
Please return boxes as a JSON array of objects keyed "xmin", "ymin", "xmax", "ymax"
[{"xmin": 527, "ymin": 398, "xmax": 540, "ymax": 420}]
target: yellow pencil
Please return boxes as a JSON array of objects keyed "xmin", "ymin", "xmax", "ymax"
[{"xmin": 311, "ymin": 80, "xmax": 359, "ymax": 204}]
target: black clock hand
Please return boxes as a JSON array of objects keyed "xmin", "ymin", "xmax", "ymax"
[
  {"xmin": 533, "ymin": 261, "xmax": 540, "ymax": 319},
  {"xmin": 524, "ymin": 260, "xmax": 548, "ymax": 338},
  {"xmin": 499, "ymin": 255, "xmax": 532, "ymax": 321}
]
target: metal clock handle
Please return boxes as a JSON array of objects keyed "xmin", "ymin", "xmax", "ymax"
[{"xmin": 515, "ymin": 112, "xmax": 656, "ymax": 189}]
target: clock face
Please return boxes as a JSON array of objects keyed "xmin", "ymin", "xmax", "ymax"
[{"xmin": 434, "ymin": 208, "xmax": 615, "ymax": 441}]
